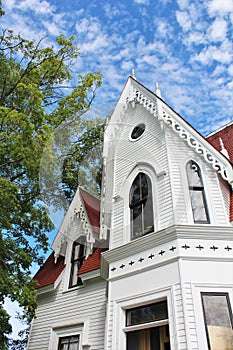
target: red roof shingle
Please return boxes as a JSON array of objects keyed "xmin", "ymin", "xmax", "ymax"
[
  {"xmin": 206, "ymin": 122, "xmax": 233, "ymax": 222},
  {"xmin": 33, "ymin": 253, "xmax": 65, "ymax": 289},
  {"xmin": 78, "ymin": 247, "xmax": 107, "ymax": 275},
  {"xmin": 206, "ymin": 122, "xmax": 233, "ymax": 164}
]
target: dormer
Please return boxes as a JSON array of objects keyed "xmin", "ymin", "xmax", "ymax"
[
  {"xmin": 100, "ymin": 77, "xmax": 233, "ymax": 249},
  {"xmin": 35, "ymin": 187, "xmax": 107, "ymax": 292}
]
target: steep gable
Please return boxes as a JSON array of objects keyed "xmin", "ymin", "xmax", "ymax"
[
  {"xmin": 104, "ymin": 77, "xmax": 233, "ymax": 185},
  {"xmin": 52, "ymin": 187, "xmax": 101, "ymax": 259},
  {"xmin": 79, "ymin": 188, "xmax": 100, "ymax": 234}
]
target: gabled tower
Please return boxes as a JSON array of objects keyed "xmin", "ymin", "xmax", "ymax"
[{"xmin": 100, "ymin": 76, "xmax": 233, "ymax": 350}]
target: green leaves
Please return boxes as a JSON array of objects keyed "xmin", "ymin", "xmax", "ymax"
[{"xmin": 0, "ymin": 29, "xmax": 102, "ymax": 347}]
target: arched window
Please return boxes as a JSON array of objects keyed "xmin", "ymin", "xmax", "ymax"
[
  {"xmin": 69, "ymin": 236, "xmax": 86, "ymax": 288},
  {"xmin": 129, "ymin": 172, "xmax": 154, "ymax": 239},
  {"xmin": 186, "ymin": 160, "xmax": 210, "ymax": 224}
]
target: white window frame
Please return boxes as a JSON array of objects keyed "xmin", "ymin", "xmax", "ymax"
[
  {"xmin": 111, "ymin": 288, "xmax": 174, "ymax": 350},
  {"xmin": 129, "ymin": 172, "xmax": 154, "ymax": 240},
  {"xmin": 48, "ymin": 320, "xmax": 90, "ymax": 350},
  {"xmin": 181, "ymin": 158, "xmax": 213, "ymax": 225},
  {"xmin": 186, "ymin": 160, "xmax": 210, "ymax": 224},
  {"xmin": 120, "ymin": 164, "xmax": 158, "ymax": 245},
  {"xmin": 192, "ymin": 284, "xmax": 233, "ymax": 350}
]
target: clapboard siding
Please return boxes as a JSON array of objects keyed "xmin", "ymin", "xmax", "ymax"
[
  {"xmin": 106, "ymin": 301, "xmax": 114, "ymax": 350},
  {"xmin": 183, "ymin": 283, "xmax": 199, "ymax": 350},
  {"xmin": 27, "ymin": 277, "xmax": 107, "ymax": 350},
  {"xmin": 165, "ymin": 127, "xmax": 229, "ymax": 226},
  {"xmin": 172, "ymin": 283, "xmax": 187, "ymax": 349},
  {"xmin": 218, "ymin": 175, "xmax": 231, "ymax": 220},
  {"xmin": 109, "ymin": 104, "xmax": 174, "ymax": 248}
]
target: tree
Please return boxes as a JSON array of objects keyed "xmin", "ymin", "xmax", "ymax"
[{"xmin": 0, "ymin": 28, "xmax": 102, "ymax": 348}]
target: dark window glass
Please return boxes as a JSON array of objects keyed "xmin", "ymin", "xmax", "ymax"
[
  {"xmin": 69, "ymin": 237, "xmax": 86, "ymax": 288},
  {"xmin": 129, "ymin": 173, "xmax": 154, "ymax": 239},
  {"xmin": 126, "ymin": 301, "xmax": 170, "ymax": 350},
  {"xmin": 126, "ymin": 300, "xmax": 168, "ymax": 326},
  {"xmin": 186, "ymin": 160, "xmax": 210, "ymax": 224},
  {"xmin": 58, "ymin": 335, "xmax": 79, "ymax": 350},
  {"xmin": 131, "ymin": 123, "xmax": 146, "ymax": 140},
  {"xmin": 201, "ymin": 293, "xmax": 233, "ymax": 350}
]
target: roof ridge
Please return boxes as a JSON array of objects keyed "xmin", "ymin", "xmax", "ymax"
[
  {"xmin": 206, "ymin": 121, "xmax": 233, "ymax": 138},
  {"xmin": 79, "ymin": 186, "xmax": 100, "ymax": 201}
]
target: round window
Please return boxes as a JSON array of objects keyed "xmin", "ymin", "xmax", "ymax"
[{"xmin": 131, "ymin": 123, "xmax": 146, "ymax": 140}]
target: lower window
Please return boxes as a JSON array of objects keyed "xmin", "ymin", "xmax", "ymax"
[
  {"xmin": 58, "ymin": 335, "xmax": 79, "ymax": 350},
  {"xmin": 201, "ymin": 292, "xmax": 233, "ymax": 350},
  {"xmin": 125, "ymin": 300, "xmax": 170, "ymax": 350},
  {"xmin": 127, "ymin": 325, "xmax": 170, "ymax": 350}
]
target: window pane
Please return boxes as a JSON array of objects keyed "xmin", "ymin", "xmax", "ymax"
[
  {"xmin": 202, "ymin": 293, "xmax": 233, "ymax": 350},
  {"xmin": 126, "ymin": 301, "xmax": 168, "ymax": 326},
  {"xmin": 58, "ymin": 336, "xmax": 79, "ymax": 350},
  {"xmin": 187, "ymin": 161, "xmax": 203, "ymax": 187},
  {"xmin": 143, "ymin": 196, "xmax": 154, "ymax": 234},
  {"xmin": 130, "ymin": 173, "xmax": 154, "ymax": 239},
  {"xmin": 73, "ymin": 244, "xmax": 81, "ymax": 260},
  {"xmin": 131, "ymin": 205, "xmax": 143, "ymax": 239},
  {"xmin": 186, "ymin": 161, "xmax": 209, "ymax": 224},
  {"xmin": 140, "ymin": 174, "xmax": 148, "ymax": 200},
  {"xmin": 189, "ymin": 190, "xmax": 209, "ymax": 223},
  {"xmin": 69, "ymin": 240, "xmax": 86, "ymax": 288},
  {"xmin": 131, "ymin": 123, "xmax": 146, "ymax": 140},
  {"xmin": 127, "ymin": 326, "xmax": 170, "ymax": 350}
]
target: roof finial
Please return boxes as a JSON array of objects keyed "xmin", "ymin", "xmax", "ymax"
[
  {"xmin": 219, "ymin": 137, "xmax": 229, "ymax": 159},
  {"xmin": 131, "ymin": 69, "xmax": 136, "ymax": 80},
  {"xmin": 155, "ymin": 82, "xmax": 161, "ymax": 98}
]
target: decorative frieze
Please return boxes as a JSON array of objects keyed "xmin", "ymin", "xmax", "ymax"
[{"xmin": 109, "ymin": 240, "xmax": 233, "ymax": 277}]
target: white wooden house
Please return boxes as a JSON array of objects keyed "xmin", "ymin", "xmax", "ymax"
[{"xmin": 27, "ymin": 76, "xmax": 233, "ymax": 350}]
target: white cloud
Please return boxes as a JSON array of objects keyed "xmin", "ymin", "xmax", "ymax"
[
  {"xmin": 185, "ymin": 31, "xmax": 206, "ymax": 46},
  {"xmin": 176, "ymin": 11, "xmax": 192, "ymax": 31},
  {"xmin": 103, "ymin": 3, "xmax": 124, "ymax": 19},
  {"xmin": 16, "ymin": 0, "xmax": 56, "ymax": 15},
  {"xmin": 1, "ymin": 12, "xmax": 46, "ymax": 40},
  {"xmin": 74, "ymin": 17, "xmax": 110, "ymax": 54},
  {"xmin": 207, "ymin": 0, "xmax": 233, "ymax": 16},
  {"xmin": 155, "ymin": 20, "xmax": 173, "ymax": 38},
  {"xmin": 3, "ymin": 0, "xmax": 16, "ymax": 10},
  {"xmin": 177, "ymin": 0, "xmax": 190, "ymax": 10},
  {"xmin": 208, "ymin": 18, "xmax": 228, "ymax": 42},
  {"xmin": 133, "ymin": 0, "xmax": 150, "ymax": 4},
  {"xmin": 212, "ymin": 65, "xmax": 226, "ymax": 76},
  {"xmin": 228, "ymin": 65, "xmax": 233, "ymax": 76},
  {"xmin": 42, "ymin": 21, "xmax": 60, "ymax": 36},
  {"xmin": 192, "ymin": 43, "xmax": 232, "ymax": 65}
]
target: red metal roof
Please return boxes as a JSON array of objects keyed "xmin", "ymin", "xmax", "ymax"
[
  {"xmin": 33, "ymin": 253, "xmax": 65, "ymax": 289},
  {"xmin": 79, "ymin": 188, "xmax": 100, "ymax": 234},
  {"xmin": 78, "ymin": 247, "xmax": 107, "ymax": 275},
  {"xmin": 206, "ymin": 122, "xmax": 233, "ymax": 163},
  {"xmin": 206, "ymin": 122, "xmax": 233, "ymax": 222}
]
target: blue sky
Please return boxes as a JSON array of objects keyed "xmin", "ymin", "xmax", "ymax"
[
  {"xmin": 2, "ymin": 0, "xmax": 233, "ymax": 136},
  {"xmin": 1, "ymin": 0, "xmax": 233, "ymax": 338}
]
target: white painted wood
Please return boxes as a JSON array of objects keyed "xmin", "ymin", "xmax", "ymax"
[{"xmin": 27, "ymin": 279, "xmax": 107, "ymax": 350}]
